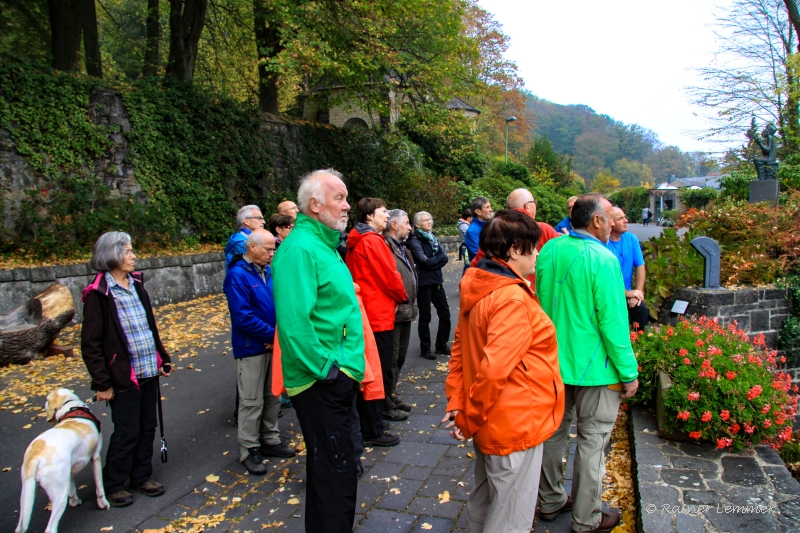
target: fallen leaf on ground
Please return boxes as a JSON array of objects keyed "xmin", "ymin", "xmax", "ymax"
[
  {"xmin": 2, "ymin": 467, "xmax": 10, "ymax": 472},
  {"xmin": 438, "ymin": 490, "xmax": 450, "ymax": 503},
  {"xmin": 286, "ymin": 498, "xmax": 300, "ymax": 505},
  {"xmin": 205, "ymin": 474, "xmax": 219, "ymax": 482},
  {"xmin": 390, "ymin": 488, "xmax": 401, "ymax": 494},
  {"xmin": 100, "ymin": 527, "xmax": 113, "ymax": 531},
  {"xmin": 23, "ymin": 424, "xmax": 31, "ymax": 429},
  {"xmin": 361, "ymin": 503, "xmax": 366, "ymax": 508},
  {"xmin": 79, "ymin": 484, "xmax": 87, "ymax": 489},
  {"xmin": 421, "ymin": 523, "xmax": 433, "ymax": 530},
  {"xmin": 223, "ymin": 451, "xmax": 229, "ymax": 456},
  {"xmin": 466, "ymin": 452, "xmax": 474, "ymax": 458},
  {"xmin": 44, "ymin": 502, "xmax": 52, "ymax": 511},
  {"xmin": 232, "ymin": 497, "xmax": 241, "ymax": 502}
]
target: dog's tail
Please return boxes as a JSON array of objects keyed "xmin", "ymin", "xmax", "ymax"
[{"xmin": 15, "ymin": 465, "xmax": 37, "ymax": 533}]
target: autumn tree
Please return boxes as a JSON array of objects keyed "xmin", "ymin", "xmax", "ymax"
[
  {"xmin": 613, "ymin": 158, "xmax": 653, "ymax": 188},
  {"xmin": 166, "ymin": 0, "xmax": 208, "ymax": 82},
  {"xmin": 591, "ymin": 170, "xmax": 620, "ymax": 195}
]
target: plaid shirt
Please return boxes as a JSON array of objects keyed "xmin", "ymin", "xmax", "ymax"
[{"xmin": 106, "ymin": 272, "xmax": 159, "ymax": 379}]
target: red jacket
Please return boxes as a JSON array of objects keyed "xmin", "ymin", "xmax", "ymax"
[
  {"xmin": 346, "ymin": 224, "xmax": 408, "ymax": 332},
  {"xmin": 470, "ymin": 210, "xmax": 560, "ymax": 285}
]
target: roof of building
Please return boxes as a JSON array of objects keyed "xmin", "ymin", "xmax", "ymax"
[
  {"xmin": 651, "ymin": 175, "xmax": 726, "ymax": 191},
  {"xmin": 446, "ymin": 97, "xmax": 481, "ymax": 114}
]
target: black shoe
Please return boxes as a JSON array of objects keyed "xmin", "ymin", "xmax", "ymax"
[
  {"xmin": 363, "ymin": 432, "xmax": 400, "ymax": 447},
  {"xmin": 420, "ymin": 352, "xmax": 436, "ymax": 360},
  {"xmin": 107, "ymin": 490, "xmax": 133, "ymax": 507},
  {"xmin": 392, "ymin": 396, "xmax": 412, "ymax": 412},
  {"xmin": 435, "ymin": 345, "xmax": 451, "ymax": 355},
  {"xmin": 260, "ymin": 441, "xmax": 297, "ymax": 458},
  {"xmin": 382, "ymin": 409, "xmax": 409, "ymax": 421},
  {"xmin": 539, "ymin": 495, "xmax": 573, "ymax": 521},
  {"xmin": 243, "ymin": 448, "xmax": 267, "ymax": 475}
]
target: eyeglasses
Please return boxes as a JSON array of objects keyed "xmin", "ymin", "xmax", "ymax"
[
  {"xmin": 525, "ymin": 199, "xmax": 537, "ymax": 206},
  {"xmin": 247, "ymin": 216, "xmax": 265, "ymax": 221},
  {"xmin": 279, "ymin": 224, "xmax": 294, "ymax": 229}
]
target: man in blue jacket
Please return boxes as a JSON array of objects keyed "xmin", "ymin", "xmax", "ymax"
[
  {"xmin": 223, "ymin": 228, "xmax": 295, "ymax": 475},
  {"xmin": 463, "ymin": 197, "xmax": 493, "ymax": 262},
  {"xmin": 224, "ymin": 205, "xmax": 265, "ymax": 268}
]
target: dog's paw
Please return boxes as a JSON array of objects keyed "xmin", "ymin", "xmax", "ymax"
[
  {"xmin": 68, "ymin": 496, "xmax": 83, "ymax": 507},
  {"xmin": 97, "ymin": 497, "xmax": 110, "ymax": 510}
]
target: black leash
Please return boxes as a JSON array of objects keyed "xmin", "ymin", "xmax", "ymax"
[{"xmin": 157, "ymin": 377, "xmax": 168, "ymax": 463}]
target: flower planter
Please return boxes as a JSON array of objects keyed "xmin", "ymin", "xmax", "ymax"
[{"xmin": 655, "ymin": 372, "xmax": 691, "ymax": 441}]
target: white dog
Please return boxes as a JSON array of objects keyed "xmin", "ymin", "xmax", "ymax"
[{"xmin": 15, "ymin": 388, "xmax": 109, "ymax": 533}]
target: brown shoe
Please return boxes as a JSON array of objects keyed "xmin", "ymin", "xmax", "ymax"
[
  {"xmin": 539, "ymin": 495, "xmax": 573, "ymax": 521},
  {"xmin": 572, "ymin": 509, "xmax": 620, "ymax": 533},
  {"xmin": 129, "ymin": 480, "xmax": 165, "ymax": 497},
  {"xmin": 106, "ymin": 490, "xmax": 133, "ymax": 507}
]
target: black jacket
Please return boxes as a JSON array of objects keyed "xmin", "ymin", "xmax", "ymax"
[
  {"xmin": 81, "ymin": 272, "xmax": 170, "ymax": 392},
  {"xmin": 407, "ymin": 232, "xmax": 449, "ymax": 287}
]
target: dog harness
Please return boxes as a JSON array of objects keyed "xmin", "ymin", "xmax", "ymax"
[{"xmin": 60, "ymin": 406, "xmax": 102, "ymax": 432}]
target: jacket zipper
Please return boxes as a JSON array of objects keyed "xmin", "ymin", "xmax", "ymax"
[{"xmin": 339, "ymin": 325, "xmax": 346, "ymax": 364}]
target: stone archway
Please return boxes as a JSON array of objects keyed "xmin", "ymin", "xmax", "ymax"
[{"xmin": 343, "ymin": 117, "xmax": 369, "ymax": 130}]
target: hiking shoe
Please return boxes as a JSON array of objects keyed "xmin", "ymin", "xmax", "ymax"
[
  {"xmin": 243, "ymin": 448, "xmax": 267, "ymax": 475},
  {"xmin": 280, "ymin": 395, "xmax": 293, "ymax": 409},
  {"xmin": 435, "ymin": 345, "xmax": 451, "ymax": 355},
  {"xmin": 572, "ymin": 509, "xmax": 620, "ymax": 533},
  {"xmin": 260, "ymin": 441, "xmax": 297, "ymax": 458},
  {"xmin": 106, "ymin": 490, "xmax": 133, "ymax": 507},
  {"xmin": 420, "ymin": 352, "xmax": 436, "ymax": 360},
  {"xmin": 363, "ymin": 432, "xmax": 400, "ymax": 447},
  {"xmin": 392, "ymin": 396, "xmax": 412, "ymax": 412},
  {"xmin": 539, "ymin": 495, "xmax": 572, "ymax": 521},
  {"xmin": 382, "ymin": 409, "xmax": 409, "ymax": 421},
  {"xmin": 129, "ymin": 480, "xmax": 164, "ymax": 497}
]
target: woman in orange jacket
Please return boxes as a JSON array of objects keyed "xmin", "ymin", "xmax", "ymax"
[{"xmin": 444, "ymin": 210, "xmax": 565, "ymax": 533}]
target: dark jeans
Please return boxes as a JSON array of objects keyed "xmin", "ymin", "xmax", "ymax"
[
  {"xmin": 356, "ymin": 392, "xmax": 386, "ymax": 439},
  {"xmin": 374, "ymin": 330, "xmax": 395, "ymax": 413},
  {"xmin": 292, "ymin": 373, "xmax": 359, "ymax": 533},
  {"xmin": 629, "ymin": 300, "xmax": 649, "ymax": 330},
  {"xmin": 104, "ymin": 376, "xmax": 158, "ymax": 493},
  {"xmin": 417, "ymin": 283, "xmax": 451, "ymax": 353},
  {"xmin": 391, "ymin": 321, "xmax": 412, "ymax": 400}
]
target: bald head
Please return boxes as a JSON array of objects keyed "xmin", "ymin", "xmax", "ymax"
[
  {"xmin": 507, "ymin": 188, "xmax": 536, "ymax": 218},
  {"xmin": 277, "ymin": 200, "xmax": 299, "ymax": 219},
  {"xmin": 244, "ymin": 228, "xmax": 276, "ymax": 267},
  {"xmin": 610, "ymin": 206, "xmax": 628, "ymax": 237}
]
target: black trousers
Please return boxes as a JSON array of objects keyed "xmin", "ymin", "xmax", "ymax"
[
  {"xmin": 374, "ymin": 330, "xmax": 395, "ymax": 413},
  {"xmin": 292, "ymin": 373, "xmax": 358, "ymax": 533},
  {"xmin": 104, "ymin": 376, "xmax": 158, "ymax": 493},
  {"xmin": 417, "ymin": 283, "xmax": 451, "ymax": 353},
  {"xmin": 629, "ymin": 300, "xmax": 649, "ymax": 330}
]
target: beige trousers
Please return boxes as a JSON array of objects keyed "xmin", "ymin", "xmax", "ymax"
[
  {"xmin": 467, "ymin": 444, "xmax": 543, "ymax": 533},
  {"xmin": 538, "ymin": 385, "xmax": 621, "ymax": 531},
  {"xmin": 237, "ymin": 351, "xmax": 281, "ymax": 461}
]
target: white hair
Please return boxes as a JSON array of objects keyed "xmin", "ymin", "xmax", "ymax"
[
  {"xmin": 297, "ymin": 169, "xmax": 344, "ymax": 213},
  {"xmin": 236, "ymin": 205, "xmax": 261, "ymax": 229},
  {"xmin": 387, "ymin": 209, "xmax": 408, "ymax": 228},
  {"xmin": 413, "ymin": 211, "xmax": 432, "ymax": 226},
  {"xmin": 245, "ymin": 229, "xmax": 271, "ymax": 248},
  {"xmin": 90, "ymin": 231, "xmax": 131, "ymax": 272}
]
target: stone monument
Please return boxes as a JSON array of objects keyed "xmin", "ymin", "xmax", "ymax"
[{"xmin": 746, "ymin": 122, "xmax": 779, "ymax": 204}]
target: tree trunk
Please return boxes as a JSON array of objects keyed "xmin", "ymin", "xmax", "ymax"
[
  {"xmin": 166, "ymin": 0, "xmax": 209, "ymax": 83},
  {"xmin": 253, "ymin": 0, "xmax": 283, "ymax": 114},
  {"xmin": 48, "ymin": 0, "xmax": 83, "ymax": 72},
  {"xmin": 81, "ymin": 0, "xmax": 102, "ymax": 77},
  {"xmin": 0, "ymin": 284, "xmax": 76, "ymax": 366},
  {"xmin": 785, "ymin": 0, "xmax": 800, "ymax": 47},
  {"xmin": 143, "ymin": 0, "xmax": 160, "ymax": 76}
]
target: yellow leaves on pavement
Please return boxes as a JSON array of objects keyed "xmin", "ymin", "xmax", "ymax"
[
  {"xmin": 286, "ymin": 497, "xmax": 300, "ymax": 505},
  {"xmin": 23, "ymin": 424, "xmax": 32, "ymax": 429},
  {"xmin": 602, "ymin": 408, "xmax": 637, "ymax": 533},
  {"xmin": 205, "ymin": 474, "xmax": 219, "ymax": 483},
  {"xmin": 421, "ymin": 524, "xmax": 433, "ymax": 530},
  {"xmin": 438, "ymin": 490, "xmax": 450, "ymax": 503},
  {"xmin": 2, "ymin": 467, "xmax": 10, "ymax": 472}
]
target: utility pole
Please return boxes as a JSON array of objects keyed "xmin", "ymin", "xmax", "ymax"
[{"xmin": 505, "ymin": 116, "xmax": 517, "ymax": 163}]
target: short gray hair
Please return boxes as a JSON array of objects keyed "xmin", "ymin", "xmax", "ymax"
[
  {"xmin": 297, "ymin": 169, "xmax": 344, "ymax": 213},
  {"xmin": 90, "ymin": 231, "xmax": 132, "ymax": 272},
  {"xmin": 387, "ymin": 209, "xmax": 408, "ymax": 228},
  {"xmin": 236, "ymin": 205, "xmax": 261, "ymax": 229},
  {"xmin": 413, "ymin": 211, "xmax": 432, "ymax": 226},
  {"xmin": 245, "ymin": 229, "xmax": 272, "ymax": 248}
]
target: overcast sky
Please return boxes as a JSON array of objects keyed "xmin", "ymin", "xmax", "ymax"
[{"xmin": 478, "ymin": 0, "xmax": 736, "ymax": 153}]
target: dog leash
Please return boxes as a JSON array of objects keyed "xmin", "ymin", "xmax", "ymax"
[{"xmin": 157, "ymin": 377, "xmax": 168, "ymax": 463}]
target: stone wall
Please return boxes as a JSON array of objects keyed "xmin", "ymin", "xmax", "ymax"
[{"xmin": 0, "ymin": 252, "xmax": 225, "ymax": 323}]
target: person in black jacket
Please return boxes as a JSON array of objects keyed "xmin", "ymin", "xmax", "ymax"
[
  {"xmin": 81, "ymin": 231, "xmax": 171, "ymax": 508},
  {"xmin": 407, "ymin": 211, "xmax": 451, "ymax": 360}
]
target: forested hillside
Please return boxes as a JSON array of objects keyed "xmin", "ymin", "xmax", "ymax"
[{"xmin": 526, "ymin": 95, "xmax": 717, "ymax": 187}]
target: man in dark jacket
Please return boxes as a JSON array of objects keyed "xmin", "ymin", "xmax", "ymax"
[
  {"xmin": 224, "ymin": 228, "xmax": 295, "ymax": 475},
  {"xmin": 407, "ymin": 211, "xmax": 451, "ymax": 360},
  {"xmin": 384, "ymin": 209, "xmax": 417, "ymax": 414}
]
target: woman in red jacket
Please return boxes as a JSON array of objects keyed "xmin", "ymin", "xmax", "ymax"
[{"xmin": 346, "ymin": 197, "xmax": 409, "ymax": 446}]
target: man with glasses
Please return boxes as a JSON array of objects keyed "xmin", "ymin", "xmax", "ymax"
[
  {"xmin": 555, "ymin": 196, "xmax": 579, "ymax": 235},
  {"xmin": 225, "ymin": 205, "xmax": 266, "ymax": 268},
  {"xmin": 223, "ymin": 229, "xmax": 297, "ymax": 475},
  {"xmin": 277, "ymin": 200, "xmax": 300, "ymax": 219},
  {"xmin": 463, "ymin": 197, "xmax": 493, "ymax": 262}
]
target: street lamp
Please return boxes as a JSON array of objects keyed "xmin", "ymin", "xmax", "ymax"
[{"xmin": 505, "ymin": 116, "xmax": 517, "ymax": 163}]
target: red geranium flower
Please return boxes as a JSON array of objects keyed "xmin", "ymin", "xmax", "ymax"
[
  {"xmin": 746, "ymin": 385, "xmax": 763, "ymax": 400},
  {"xmin": 725, "ymin": 371, "xmax": 737, "ymax": 380},
  {"xmin": 701, "ymin": 411, "xmax": 713, "ymax": 422},
  {"xmin": 688, "ymin": 392, "xmax": 700, "ymax": 401},
  {"xmin": 677, "ymin": 410, "xmax": 691, "ymax": 421},
  {"xmin": 720, "ymin": 410, "xmax": 730, "ymax": 421},
  {"xmin": 689, "ymin": 431, "xmax": 702, "ymax": 440}
]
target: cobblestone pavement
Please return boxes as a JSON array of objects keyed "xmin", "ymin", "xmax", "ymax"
[{"xmin": 632, "ymin": 404, "xmax": 800, "ymax": 533}]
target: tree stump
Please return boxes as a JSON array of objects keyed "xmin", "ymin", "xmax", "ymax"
[{"xmin": 0, "ymin": 284, "xmax": 76, "ymax": 366}]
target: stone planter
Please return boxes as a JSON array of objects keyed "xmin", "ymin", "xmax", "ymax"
[{"xmin": 655, "ymin": 372, "xmax": 691, "ymax": 441}]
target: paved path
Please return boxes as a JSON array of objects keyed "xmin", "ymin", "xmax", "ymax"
[
  {"xmin": 0, "ymin": 257, "xmax": 582, "ymax": 533},
  {"xmin": 626, "ymin": 223, "xmax": 688, "ymax": 243}
]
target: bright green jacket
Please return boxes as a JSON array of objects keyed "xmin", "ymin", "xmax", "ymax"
[
  {"xmin": 535, "ymin": 232, "xmax": 638, "ymax": 386},
  {"xmin": 272, "ymin": 213, "xmax": 365, "ymax": 395}
]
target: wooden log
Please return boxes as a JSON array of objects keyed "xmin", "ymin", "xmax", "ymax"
[{"xmin": 0, "ymin": 284, "xmax": 76, "ymax": 366}]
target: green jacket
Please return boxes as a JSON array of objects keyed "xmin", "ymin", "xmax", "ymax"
[
  {"xmin": 272, "ymin": 213, "xmax": 365, "ymax": 395},
  {"xmin": 535, "ymin": 232, "xmax": 638, "ymax": 386}
]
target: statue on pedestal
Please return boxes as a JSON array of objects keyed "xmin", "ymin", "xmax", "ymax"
[{"xmin": 746, "ymin": 122, "xmax": 778, "ymax": 180}]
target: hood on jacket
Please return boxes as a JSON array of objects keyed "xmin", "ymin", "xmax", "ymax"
[
  {"xmin": 459, "ymin": 258, "xmax": 532, "ymax": 312},
  {"xmin": 347, "ymin": 222, "xmax": 383, "ymax": 250}
]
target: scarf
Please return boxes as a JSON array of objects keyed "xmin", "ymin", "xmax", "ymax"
[{"xmin": 416, "ymin": 228, "xmax": 440, "ymax": 253}]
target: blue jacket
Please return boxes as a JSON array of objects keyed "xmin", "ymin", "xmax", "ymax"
[
  {"xmin": 223, "ymin": 255, "xmax": 276, "ymax": 358},
  {"xmin": 224, "ymin": 228, "xmax": 252, "ymax": 268},
  {"xmin": 463, "ymin": 219, "xmax": 486, "ymax": 261},
  {"xmin": 554, "ymin": 217, "xmax": 572, "ymax": 234}
]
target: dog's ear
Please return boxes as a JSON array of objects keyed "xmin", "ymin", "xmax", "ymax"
[{"xmin": 45, "ymin": 389, "xmax": 66, "ymax": 423}]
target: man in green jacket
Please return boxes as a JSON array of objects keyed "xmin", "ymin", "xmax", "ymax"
[
  {"xmin": 272, "ymin": 169, "xmax": 364, "ymax": 533},
  {"xmin": 535, "ymin": 193, "xmax": 639, "ymax": 533}
]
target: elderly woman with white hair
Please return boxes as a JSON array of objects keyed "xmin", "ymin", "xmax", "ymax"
[{"xmin": 81, "ymin": 231, "xmax": 171, "ymax": 508}]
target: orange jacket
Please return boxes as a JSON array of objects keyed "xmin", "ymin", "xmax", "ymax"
[
  {"xmin": 272, "ymin": 283, "xmax": 385, "ymax": 400},
  {"xmin": 445, "ymin": 258, "xmax": 564, "ymax": 456}
]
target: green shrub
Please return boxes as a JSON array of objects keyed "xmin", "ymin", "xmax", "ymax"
[
  {"xmin": 642, "ymin": 228, "xmax": 704, "ymax": 319},
  {"xmin": 492, "ymin": 161, "xmax": 532, "ymax": 187},
  {"xmin": 608, "ymin": 186, "xmax": 649, "ymax": 221},
  {"xmin": 679, "ymin": 188, "xmax": 719, "ymax": 209},
  {"xmin": 631, "ymin": 317, "xmax": 797, "ymax": 451},
  {"xmin": 719, "ymin": 168, "xmax": 754, "ymax": 202}
]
